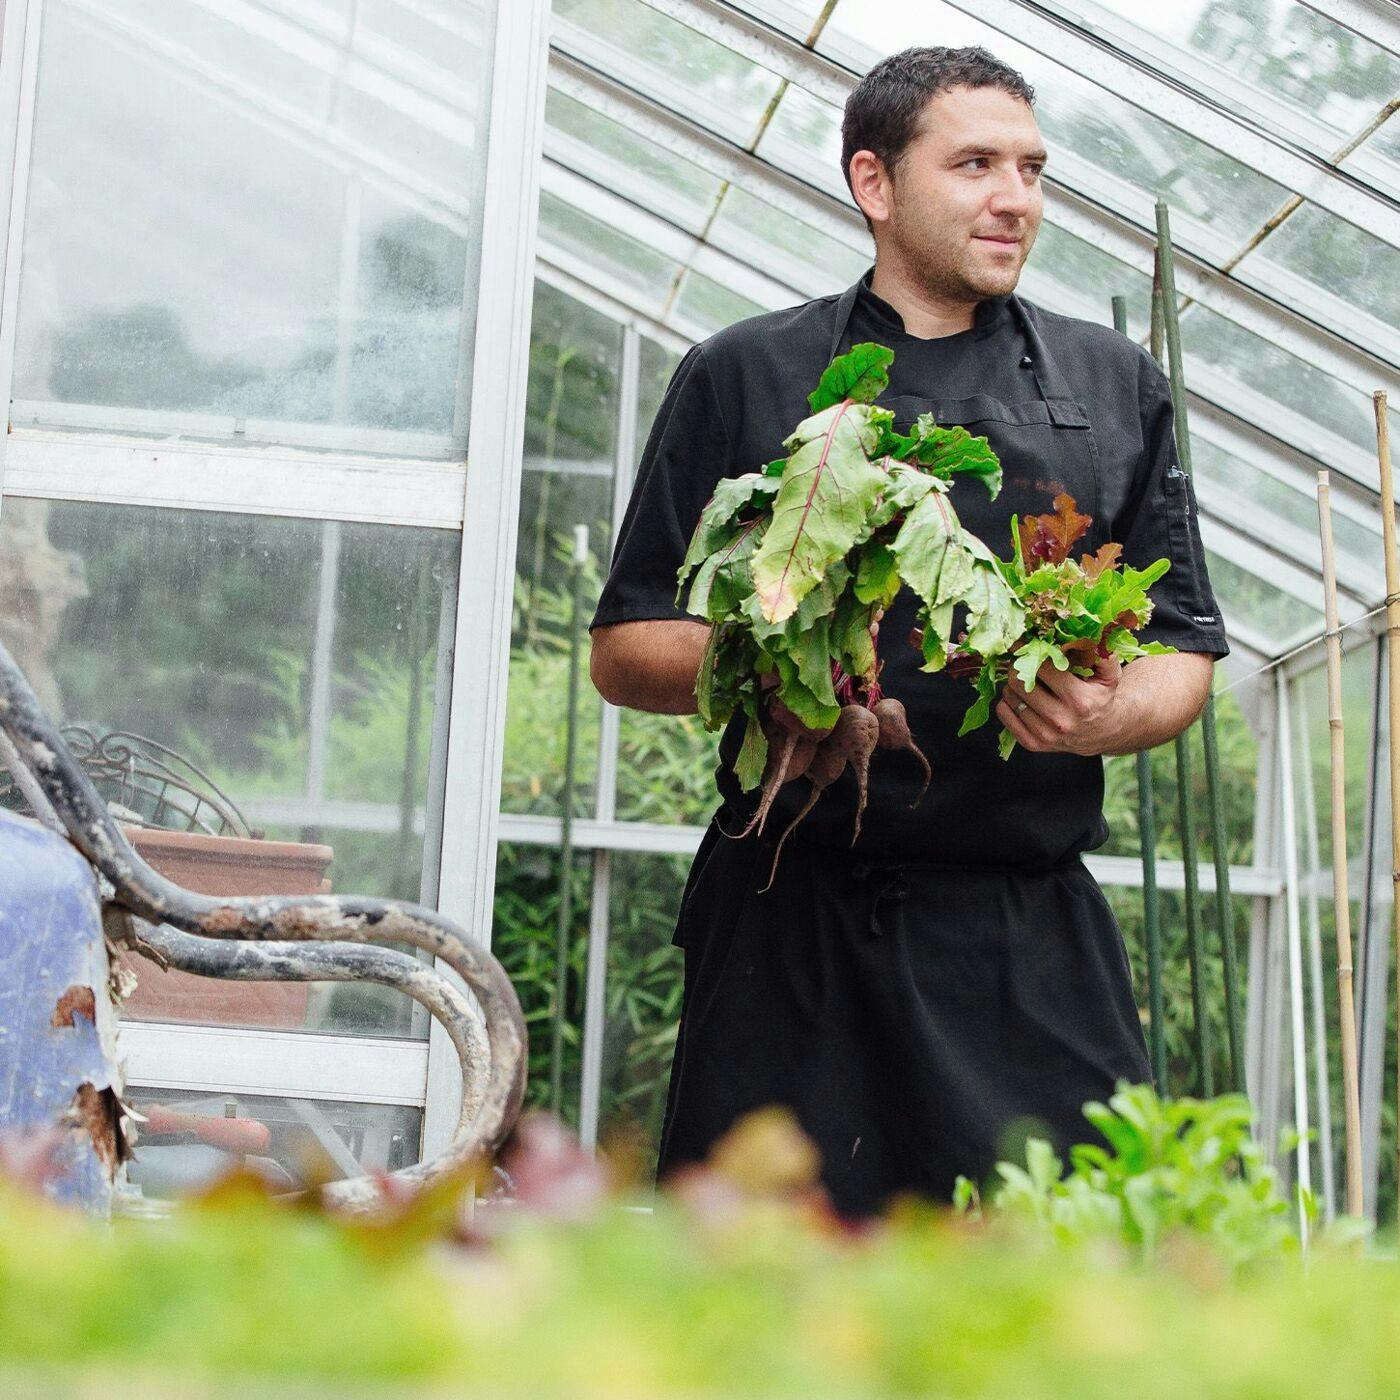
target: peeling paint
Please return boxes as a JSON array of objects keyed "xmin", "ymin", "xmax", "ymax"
[{"xmin": 50, "ymin": 984, "xmax": 96, "ymax": 1029}]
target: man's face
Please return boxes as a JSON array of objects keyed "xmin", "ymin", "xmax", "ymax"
[{"xmin": 862, "ymin": 85, "xmax": 1045, "ymax": 300}]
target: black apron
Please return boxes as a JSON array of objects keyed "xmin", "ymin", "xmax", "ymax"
[{"xmin": 659, "ymin": 282, "xmax": 1153, "ymax": 1219}]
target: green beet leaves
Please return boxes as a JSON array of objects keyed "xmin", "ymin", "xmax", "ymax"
[
  {"xmin": 806, "ymin": 341, "xmax": 893, "ymax": 413},
  {"xmin": 675, "ymin": 341, "xmax": 1022, "ymax": 791}
]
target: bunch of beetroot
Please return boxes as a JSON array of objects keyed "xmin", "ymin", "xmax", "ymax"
[{"xmin": 676, "ymin": 343, "xmax": 1023, "ymax": 872}]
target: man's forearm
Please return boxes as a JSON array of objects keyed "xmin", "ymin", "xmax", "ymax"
[
  {"xmin": 590, "ymin": 619, "xmax": 712, "ymax": 715},
  {"xmin": 1100, "ymin": 652, "xmax": 1214, "ymax": 756}
]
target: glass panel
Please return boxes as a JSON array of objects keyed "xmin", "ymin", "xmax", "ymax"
[
  {"xmin": 596, "ymin": 850, "xmax": 687, "ymax": 1181},
  {"xmin": 491, "ymin": 841, "xmax": 592, "ymax": 1130},
  {"xmin": 1193, "ymin": 436, "xmax": 1382, "ymax": 590},
  {"xmin": 545, "ymin": 87, "xmax": 723, "ymax": 236},
  {"xmin": 708, "ymin": 186, "xmax": 871, "ymax": 296},
  {"xmin": 1103, "ymin": 884, "xmax": 1253, "ymax": 1097},
  {"xmin": 503, "ymin": 281, "xmax": 620, "ymax": 819},
  {"xmin": 1206, "ymin": 546, "xmax": 1319, "ymax": 643},
  {"xmin": 1019, "ymin": 220, "xmax": 1153, "ymax": 333},
  {"xmin": 553, "ymin": 0, "xmax": 783, "ymax": 145},
  {"xmin": 0, "ymin": 497, "xmax": 456, "ymax": 1035},
  {"xmin": 616, "ymin": 335, "xmax": 743, "ymax": 825},
  {"xmin": 727, "ymin": 0, "xmax": 832, "ymax": 38},
  {"xmin": 537, "ymin": 191, "xmax": 683, "ymax": 317},
  {"xmin": 1242, "ymin": 201, "xmax": 1400, "ymax": 336},
  {"xmin": 14, "ymin": 0, "xmax": 492, "ymax": 455},
  {"xmin": 636, "ymin": 336, "xmax": 683, "ymax": 449},
  {"xmin": 616, "ymin": 710, "xmax": 722, "ymax": 827},
  {"xmin": 1079, "ymin": 0, "xmax": 1400, "ymax": 153},
  {"xmin": 755, "ymin": 83, "xmax": 847, "ymax": 200},
  {"xmin": 123, "ymin": 1087, "xmax": 421, "ymax": 1199},
  {"xmin": 1358, "ymin": 647, "xmax": 1397, "ymax": 1221},
  {"xmin": 1099, "ymin": 687, "xmax": 1257, "ymax": 865},
  {"xmin": 1288, "ymin": 654, "xmax": 1377, "ymax": 1215},
  {"xmin": 1179, "ymin": 303, "xmax": 1378, "ymax": 462},
  {"xmin": 820, "ymin": 0, "xmax": 1286, "ymax": 246},
  {"xmin": 674, "ymin": 269, "xmax": 766, "ymax": 337}
]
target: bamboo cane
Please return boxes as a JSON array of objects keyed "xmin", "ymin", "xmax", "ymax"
[
  {"xmin": 1317, "ymin": 471, "xmax": 1365, "ymax": 1217},
  {"xmin": 1116, "ymin": 292, "xmax": 1167, "ymax": 1086},
  {"xmin": 1374, "ymin": 389, "xmax": 1400, "ymax": 1218},
  {"xmin": 1151, "ymin": 228, "xmax": 1211, "ymax": 1096}
]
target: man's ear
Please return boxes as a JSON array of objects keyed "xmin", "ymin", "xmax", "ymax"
[{"xmin": 847, "ymin": 149, "xmax": 893, "ymax": 227}]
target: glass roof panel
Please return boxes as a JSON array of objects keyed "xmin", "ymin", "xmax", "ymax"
[
  {"xmin": 726, "ymin": 0, "xmax": 832, "ymax": 38},
  {"xmin": 819, "ymin": 0, "xmax": 1288, "ymax": 249},
  {"xmin": 1079, "ymin": 0, "xmax": 1400, "ymax": 155},
  {"xmin": 675, "ymin": 269, "xmax": 766, "ymax": 336},
  {"xmin": 553, "ymin": 0, "xmax": 784, "ymax": 145},
  {"xmin": 752, "ymin": 80, "xmax": 846, "ymax": 198},
  {"xmin": 1192, "ymin": 436, "xmax": 1382, "ymax": 592},
  {"xmin": 1178, "ymin": 303, "xmax": 1380, "ymax": 469},
  {"xmin": 1018, "ymin": 220, "xmax": 1153, "ymax": 334},
  {"xmin": 1233, "ymin": 201, "xmax": 1400, "ymax": 362},
  {"xmin": 1205, "ymin": 548, "xmax": 1320, "ymax": 644},
  {"xmin": 544, "ymin": 87, "xmax": 723, "ymax": 235},
  {"xmin": 537, "ymin": 190, "xmax": 683, "ymax": 315},
  {"xmin": 708, "ymin": 186, "xmax": 869, "ymax": 295}
]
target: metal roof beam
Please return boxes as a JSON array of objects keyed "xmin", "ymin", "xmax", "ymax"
[{"xmin": 944, "ymin": 0, "xmax": 1400, "ymax": 248}]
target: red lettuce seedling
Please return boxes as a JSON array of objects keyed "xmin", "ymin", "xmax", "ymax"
[{"xmin": 945, "ymin": 493, "xmax": 1176, "ymax": 759}]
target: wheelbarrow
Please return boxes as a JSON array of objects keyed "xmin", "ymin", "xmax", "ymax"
[{"xmin": 0, "ymin": 638, "xmax": 527, "ymax": 1214}]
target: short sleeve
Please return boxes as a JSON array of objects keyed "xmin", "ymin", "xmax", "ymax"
[
  {"xmin": 591, "ymin": 345, "xmax": 734, "ymax": 631},
  {"xmin": 1112, "ymin": 354, "xmax": 1230, "ymax": 657}
]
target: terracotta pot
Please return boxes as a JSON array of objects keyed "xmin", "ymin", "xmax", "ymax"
[{"xmin": 117, "ymin": 828, "xmax": 334, "ymax": 1030}]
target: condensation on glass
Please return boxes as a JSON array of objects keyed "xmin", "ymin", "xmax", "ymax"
[
  {"xmin": 0, "ymin": 495, "xmax": 459, "ymax": 1037},
  {"xmin": 12, "ymin": 0, "xmax": 494, "ymax": 458}
]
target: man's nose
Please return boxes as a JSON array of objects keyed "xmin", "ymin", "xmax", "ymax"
[{"xmin": 987, "ymin": 169, "xmax": 1032, "ymax": 219}]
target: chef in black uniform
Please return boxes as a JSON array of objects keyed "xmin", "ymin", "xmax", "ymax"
[{"xmin": 589, "ymin": 46, "xmax": 1228, "ymax": 1219}]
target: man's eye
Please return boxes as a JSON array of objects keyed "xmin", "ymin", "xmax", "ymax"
[{"xmin": 961, "ymin": 157, "xmax": 989, "ymax": 170}]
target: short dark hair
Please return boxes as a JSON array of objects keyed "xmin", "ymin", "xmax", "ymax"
[{"xmin": 840, "ymin": 47, "xmax": 1036, "ymax": 221}]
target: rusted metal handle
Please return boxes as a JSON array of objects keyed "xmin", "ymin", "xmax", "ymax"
[{"xmin": 0, "ymin": 639, "xmax": 527, "ymax": 1208}]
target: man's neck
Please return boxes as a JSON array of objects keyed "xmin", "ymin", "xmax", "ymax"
[{"xmin": 869, "ymin": 259, "xmax": 980, "ymax": 340}]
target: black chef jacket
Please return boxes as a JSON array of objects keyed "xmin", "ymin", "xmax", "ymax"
[{"xmin": 591, "ymin": 268, "xmax": 1228, "ymax": 1218}]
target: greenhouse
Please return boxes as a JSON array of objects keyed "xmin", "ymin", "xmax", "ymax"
[{"xmin": 2, "ymin": 0, "xmax": 1400, "ymax": 1327}]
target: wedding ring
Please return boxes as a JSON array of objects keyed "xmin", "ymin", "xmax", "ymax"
[{"xmin": 1015, "ymin": 699, "xmax": 1029, "ymax": 714}]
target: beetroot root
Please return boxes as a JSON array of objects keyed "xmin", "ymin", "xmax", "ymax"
[
  {"xmin": 723, "ymin": 722, "xmax": 822, "ymax": 841},
  {"xmin": 825, "ymin": 704, "xmax": 880, "ymax": 846},
  {"xmin": 872, "ymin": 696, "xmax": 931, "ymax": 806},
  {"xmin": 760, "ymin": 704, "xmax": 880, "ymax": 891}
]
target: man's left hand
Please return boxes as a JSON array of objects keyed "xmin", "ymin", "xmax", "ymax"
[{"xmin": 996, "ymin": 653, "xmax": 1124, "ymax": 756}]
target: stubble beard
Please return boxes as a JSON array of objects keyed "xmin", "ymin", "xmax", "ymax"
[{"xmin": 893, "ymin": 209, "xmax": 1024, "ymax": 308}]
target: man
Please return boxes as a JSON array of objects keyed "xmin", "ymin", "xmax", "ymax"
[{"xmin": 589, "ymin": 47, "xmax": 1226, "ymax": 1219}]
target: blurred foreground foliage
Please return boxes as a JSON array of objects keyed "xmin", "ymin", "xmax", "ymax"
[{"xmin": 0, "ymin": 1085, "xmax": 1385, "ymax": 1399}]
